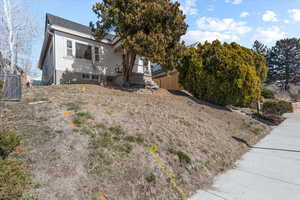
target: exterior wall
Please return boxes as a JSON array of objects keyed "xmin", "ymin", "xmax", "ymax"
[
  {"xmin": 53, "ymin": 31, "xmax": 148, "ymax": 84},
  {"xmin": 42, "ymin": 40, "xmax": 54, "ymax": 85}
]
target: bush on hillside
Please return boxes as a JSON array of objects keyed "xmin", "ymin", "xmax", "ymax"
[
  {"xmin": 177, "ymin": 40, "xmax": 268, "ymax": 106},
  {"xmin": 0, "ymin": 130, "xmax": 21, "ymax": 159},
  {"xmin": 261, "ymin": 87, "xmax": 275, "ymax": 99},
  {"xmin": 262, "ymin": 100, "xmax": 293, "ymax": 116},
  {"xmin": 0, "ymin": 159, "xmax": 29, "ymax": 200}
]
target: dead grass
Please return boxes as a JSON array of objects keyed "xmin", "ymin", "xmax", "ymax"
[{"xmin": 0, "ymin": 84, "xmax": 271, "ymax": 200}]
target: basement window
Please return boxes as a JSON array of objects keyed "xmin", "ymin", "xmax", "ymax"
[
  {"xmin": 82, "ymin": 74, "xmax": 91, "ymax": 80},
  {"xmin": 92, "ymin": 74, "xmax": 99, "ymax": 80},
  {"xmin": 76, "ymin": 42, "xmax": 92, "ymax": 60}
]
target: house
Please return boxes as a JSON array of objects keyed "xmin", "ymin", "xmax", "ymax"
[{"xmin": 38, "ymin": 13, "xmax": 152, "ymax": 86}]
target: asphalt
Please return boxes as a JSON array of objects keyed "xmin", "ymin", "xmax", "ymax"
[{"xmin": 191, "ymin": 107, "xmax": 300, "ymax": 200}]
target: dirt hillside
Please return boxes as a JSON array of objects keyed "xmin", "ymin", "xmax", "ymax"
[{"xmin": 0, "ymin": 85, "xmax": 270, "ymax": 200}]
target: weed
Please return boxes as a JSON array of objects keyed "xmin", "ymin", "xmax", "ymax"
[
  {"xmin": 0, "ymin": 159, "xmax": 29, "ymax": 199},
  {"xmin": 72, "ymin": 112, "xmax": 93, "ymax": 127},
  {"xmin": 72, "ymin": 117, "xmax": 84, "ymax": 127},
  {"xmin": 124, "ymin": 135, "xmax": 144, "ymax": 144},
  {"xmin": 0, "ymin": 130, "xmax": 21, "ymax": 159},
  {"xmin": 176, "ymin": 151, "xmax": 191, "ymax": 164},
  {"xmin": 145, "ymin": 173, "xmax": 156, "ymax": 184},
  {"xmin": 168, "ymin": 148, "xmax": 191, "ymax": 164},
  {"xmin": 22, "ymin": 192, "xmax": 38, "ymax": 200},
  {"xmin": 254, "ymin": 127, "xmax": 262, "ymax": 135},
  {"xmin": 63, "ymin": 102, "xmax": 81, "ymax": 111},
  {"xmin": 114, "ymin": 143, "xmax": 133, "ymax": 154},
  {"xmin": 108, "ymin": 126, "xmax": 124, "ymax": 136},
  {"xmin": 75, "ymin": 112, "xmax": 93, "ymax": 119}
]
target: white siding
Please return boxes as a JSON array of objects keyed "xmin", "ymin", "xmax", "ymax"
[{"xmin": 53, "ymin": 31, "xmax": 145, "ymax": 76}]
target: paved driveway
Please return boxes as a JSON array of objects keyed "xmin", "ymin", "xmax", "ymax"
[{"xmin": 191, "ymin": 108, "xmax": 300, "ymax": 200}]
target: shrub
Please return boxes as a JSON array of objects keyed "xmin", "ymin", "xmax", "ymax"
[
  {"xmin": 0, "ymin": 159, "xmax": 29, "ymax": 199},
  {"xmin": 261, "ymin": 87, "xmax": 275, "ymax": 99},
  {"xmin": 0, "ymin": 130, "xmax": 21, "ymax": 159},
  {"xmin": 177, "ymin": 41, "xmax": 268, "ymax": 106},
  {"xmin": 0, "ymin": 80, "xmax": 4, "ymax": 99},
  {"xmin": 262, "ymin": 100, "xmax": 293, "ymax": 116}
]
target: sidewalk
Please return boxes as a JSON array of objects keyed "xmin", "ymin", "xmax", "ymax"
[{"xmin": 191, "ymin": 107, "xmax": 300, "ymax": 200}]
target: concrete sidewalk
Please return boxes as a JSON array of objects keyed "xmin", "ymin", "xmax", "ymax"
[{"xmin": 191, "ymin": 108, "xmax": 300, "ymax": 200}]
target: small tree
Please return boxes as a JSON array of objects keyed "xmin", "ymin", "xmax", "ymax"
[
  {"xmin": 90, "ymin": 0, "xmax": 187, "ymax": 86},
  {"xmin": 177, "ymin": 41, "xmax": 268, "ymax": 106},
  {"xmin": 267, "ymin": 38, "xmax": 300, "ymax": 90}
]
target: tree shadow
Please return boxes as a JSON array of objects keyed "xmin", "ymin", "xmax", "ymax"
[
  {"xmin": 232, "ymin": 136, "xmax": 300, "ymax": 153},
  {"xmin": 167, "ymin": 90, "xmax": 232, "ymax": 112}
]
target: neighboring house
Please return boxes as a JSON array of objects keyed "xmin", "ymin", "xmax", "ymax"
[{"xmin": 38, "ymin": 13, "xmax": 152, "ymax": 86}]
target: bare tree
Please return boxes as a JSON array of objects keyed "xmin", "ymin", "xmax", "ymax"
[{"xmin": 0, "ymin": 0, "xmax": 38, "ymax": 75}]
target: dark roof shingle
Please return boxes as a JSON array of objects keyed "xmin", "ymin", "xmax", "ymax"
[{"xmin": 46, "ymin": 13, "xmax": 116, "ymax": 42}]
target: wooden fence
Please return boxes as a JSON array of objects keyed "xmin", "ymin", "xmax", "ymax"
[{"xmin": 153, "ymin": 72, "xmax": 183, "ymax": 90}]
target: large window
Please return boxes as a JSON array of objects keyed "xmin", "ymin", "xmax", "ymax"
[
  {"xmin": 66, "ymin": 40, "xmax": 73, "ymax": 56},
  {"xmin": 76, "ymin": 42, "xmax": 92, "ymax": 60}
]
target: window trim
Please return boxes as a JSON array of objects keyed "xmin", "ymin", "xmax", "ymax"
[
  {"xmin": 66, "ymin": 40, "xmax": 73, "ymax": 57},
  {"xmin": 82, "ymin": 73, "xmax": 91, "ymax": 80},
  {"xmin": 75, "ymin": 42, "xmax": 92, "ymax": 60},
  {"xmin": 94, "ymin": 46, "xmax": 100, "ymax": 63}
]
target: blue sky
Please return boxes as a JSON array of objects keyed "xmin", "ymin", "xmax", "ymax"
[{"xmin": 24, "ymin": 0, "xmax": 300, "ymax": 73}]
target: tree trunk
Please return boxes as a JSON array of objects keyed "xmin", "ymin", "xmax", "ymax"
[{"xmin": 122, "ymin": 50, "xmax": 136, "ymax": 87}]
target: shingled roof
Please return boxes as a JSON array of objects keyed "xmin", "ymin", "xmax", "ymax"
[{"xmin": 46, "ymin": 13, "xmax": 116, "ymax": 42}]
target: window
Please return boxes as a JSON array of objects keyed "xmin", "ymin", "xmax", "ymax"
[
  {"xmin": 66, "ymin": 40, "xmax": 73, "ymax": 56},
  {"xmin": 95, "ymin": 47, "xmax": 100, "ymax": 62},
  {"xmin": 82, "ymin": 74, "xmax": 91, "ymax": 80},
  {"xmin": 76, "ymin": 43, "xmax": 92, "ymax": 60},
  {"xmin": 92, "ymin": 74, "xmax": 99, "ymax": 80}
]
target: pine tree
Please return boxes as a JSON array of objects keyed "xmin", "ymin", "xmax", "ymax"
[
  {"xmin": 90, "ymin": 0, "xmax": 187, "ymax": 86},
  {"xmin": 267, "ymin": 38, "xmax": 300, "ymax": 89},
  {"xmin": 252, "ymin": 40, "xmax": 268, "ymax": 57}
]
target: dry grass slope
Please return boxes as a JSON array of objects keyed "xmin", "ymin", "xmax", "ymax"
[{"xmin": 0, "ymin": 85, "xmax": 270, "ymax": 200}]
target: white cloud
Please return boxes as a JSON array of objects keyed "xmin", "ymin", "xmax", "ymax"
[
  {"xmin": 182, "ymin": 30, "xmax": 239, "ymax": 44},
  {"xmin": 240, "ymin": 12, "xmax": 250, "ymax": 18},
  {"xmin": 253, "ymin": 26, "xmax": 287, "ymax": 43},
  {"xmin": 262, "ymin": 10, "xmax": 278, "ymax": 22},
  {"xmin": 183, "ymin": 17, "xmax": 251, "ymax": 44},
  {"xmin": 288, "ymin": 9, "xmax": 300, "ymax": 22},
  {"xmin": 197, "ymin": 17, "xmax": 251, "ymax": 35},
  {"xmin": 225, "ymin": 0, "xmax": 243, "ymax": 5},
  {"xmin": 180, "ymin": 0, "xmax": 198, "ymax": 16}
]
